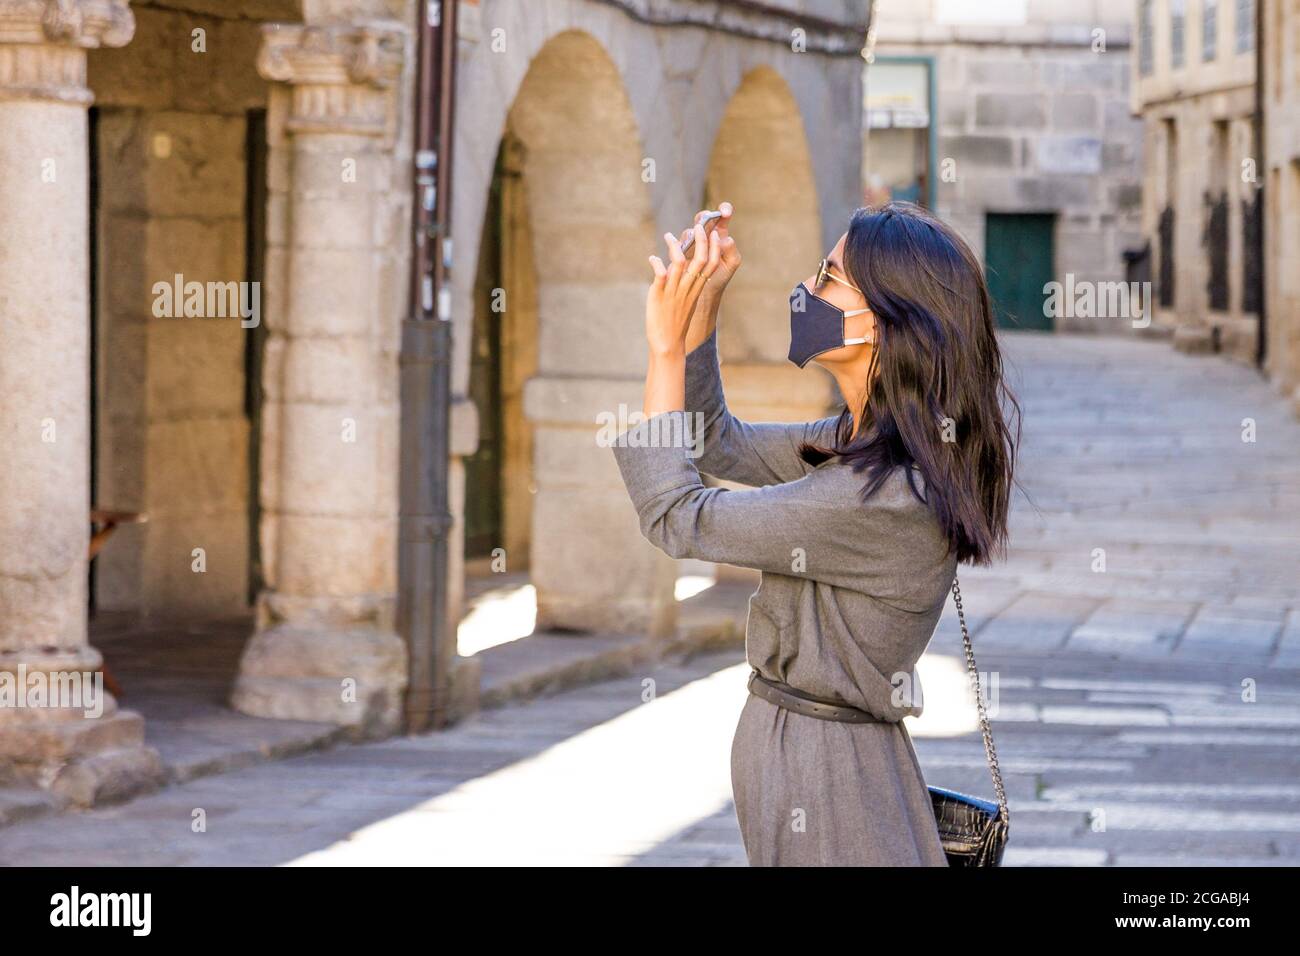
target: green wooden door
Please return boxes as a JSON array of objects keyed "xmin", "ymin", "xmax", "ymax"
[{"xmin": 984, "ymin": 213, "xmax": 1055, "ymax": 331}]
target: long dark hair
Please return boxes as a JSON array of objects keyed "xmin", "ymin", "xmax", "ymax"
[{"xmin": 801, "ymin": 202, "xmax": 1019, "ymax": 566}]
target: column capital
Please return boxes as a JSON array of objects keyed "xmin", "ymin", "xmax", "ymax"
[
  {"xmin": 257, "ymin": 20, "xmax": 407, "ymax": 136},
  {"xmin": 0, "ymin": 0, "xmax": 133, "ymax": 46},
  {"xmin": 0, "ymin": 0, "xmax": 135, "ymax": 103}
]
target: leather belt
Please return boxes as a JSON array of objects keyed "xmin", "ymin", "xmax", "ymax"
[{"xmin": 747, "ymin": 671, "xmax": 885, "ymax": 724}]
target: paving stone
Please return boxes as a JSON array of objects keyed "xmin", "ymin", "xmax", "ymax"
[
  {"xmin": 1176, "ymin": 610, "xmax": 1282, "ymax": 661},
  {"xmin": 1022, "ymin": 801, "xmax": 1300, "ymax": 832},
  {"xmin": 0, "ymin": 787, "xmax": 65, "ymax": 829},
  {"xmin": 1118, "ymin": 729, "xmax": 1300, "ymax": 748},
  {"xmin": 976, "ymin": 592, "xmax": 1100, "ymax": 651},
  {"xmin": 1112, "ymin": 854, "xmax": 1289, "ymax": 867},
  {"xmin": 1004, "ymin": 847, "xmax": 1109, "ymax": 866},
  {"xmin": 1067, "ymin": 596, "xmax": 1193, "ymax": 656},
  {"xmin": 1038, "ymin": 705, "xmax": 1170, "ymax": 727},
  {"xmin": 1272, "ymin": 611, "xmax": 1300, "ymax": 668}
]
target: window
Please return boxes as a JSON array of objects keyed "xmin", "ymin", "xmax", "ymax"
[
  {"xmin": 1236, "ymin": 0, "xmax": 1254, "ymax": 53},
  {"xmin": 1171, "ymin": 0, "xmax": 1187, "ymax": 68},
  {"xmin": 1202, "ymin": 0, "xmax": 1217, "ymax": 61},
  {"xmin": 863, "ymin": 59, "xmax": 934, "ymax": 208},
  {"xmin": 1139, "ymin": 0, "xmax": 1154, "ymax": 75}
]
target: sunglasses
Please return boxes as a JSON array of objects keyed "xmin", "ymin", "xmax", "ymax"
[{"xmin": 814, "ymin": 258, "xmax": 861, "ymax": 295}]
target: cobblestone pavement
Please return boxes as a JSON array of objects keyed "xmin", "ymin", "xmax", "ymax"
[{"xmin": 2, "ymin": 334, "xmax": 1299, "ymax": 866}]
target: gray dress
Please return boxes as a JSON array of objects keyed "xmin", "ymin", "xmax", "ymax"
[{"xmin": 612, "ymin": 331, "xmax": 955, "ymax": 866}]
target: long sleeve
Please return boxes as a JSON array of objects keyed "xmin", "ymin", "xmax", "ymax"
[
  {"xmin": 686, "ymin": 330, "xmax": 840, "ymax": 487},
  {"xmin": 613, "ymin": 410, "xmax": 899, "ymax": 590}
]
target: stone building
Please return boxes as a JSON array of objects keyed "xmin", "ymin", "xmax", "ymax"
[
  {"xmin": 1261, "ymin": 0, "xmax": 1300, "ymax": 410},
  {"xmin": 449, "ymin": 0, "xmax": 866, "ymax": 649},
  {"xmin": 1131, "ymin": 0, "xmax": 1262, "ymax": 364},
  {"xmin": 867, "ymin": 0, "xmax": 1145, "ymax": 333},
  {"xmin": 0, "ymin": 0, "xmax": 870, "ymax": 805}
]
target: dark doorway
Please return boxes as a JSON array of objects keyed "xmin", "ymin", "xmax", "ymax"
[
  {"xmin": 1158, "ymin": 206, "xmax": 1176, "ymax": 307},
  {"xmin": 245, "ymin": 109, "xmax": 268, "ymax": 604},
  {"xmin": 985, "ymin": 212, "xmax": 1055, "ymax": 331},
  {"xmin": 464, "ymin": 149, "xmax": 506, "ymax": 559}
]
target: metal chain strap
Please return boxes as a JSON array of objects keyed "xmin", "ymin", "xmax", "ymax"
[{"xmin": 951, "ymin": 576, "xmax": 1010, "ymax": 826}]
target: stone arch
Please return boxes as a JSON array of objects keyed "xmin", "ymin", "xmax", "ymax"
[
  {"xmin": 462, "ymin": 29, "xmax": 671, "ymax": 637},
  {"xmin": 704, "ymin": 65, "xmax": 833, "ymax": 423},
  {"xmin": 504, "ymin": 29, "xmax": 659, "ymax": 379}
]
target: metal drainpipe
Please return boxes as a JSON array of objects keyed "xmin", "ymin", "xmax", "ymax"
[
  {"xmin": 1253, "ymin": 0, "xmax": 1266, "ymax": 370},
  {"xmin": 400, "ymin": 0, "xmax": 459, "ymax": 734}
]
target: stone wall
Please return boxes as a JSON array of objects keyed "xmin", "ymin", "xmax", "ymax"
[{"xmin": 871, "ymin": 0, "xmax": 1145, "ymax": 334}]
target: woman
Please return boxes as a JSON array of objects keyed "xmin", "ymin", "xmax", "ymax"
[{"xmin": 612, "ymin": 200, "xmax": 1018, "ymax": 866}]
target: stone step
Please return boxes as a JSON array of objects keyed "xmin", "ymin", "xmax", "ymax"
[
  {"xmin": 0, "ymin": 786, "xmax": 66, "ymax": 830},
  {"xmin": 470, "ymin": 583, "xmax": 746, "ymax": 712},
  {"xmin": 475, "ymin": 631, "xmax": 657, "ymax": 709},
  {"xmin": 153, "ymin": 718, "xmax": 346, "ymax": 786}
]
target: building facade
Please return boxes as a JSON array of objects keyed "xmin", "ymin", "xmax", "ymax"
[
  {"xmin": 0, "ymin": 0, "xmax": 870, "ymax": 804},
  {"xmin": 867, "ymin": 0, "xmax": 1145, "ymax": 334},
  {"xmin": 1132, "ymin": 0, "xmax": 1262, "ymax": 363},
  {"xmin": 1261, "ymin": 0, "xmax": 1300, "ymax": 409},
  {"xmin": 449, "ymin": 0, "xmax": 867, "ymax": 652}
]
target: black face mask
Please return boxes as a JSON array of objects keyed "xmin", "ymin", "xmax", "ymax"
[{"xmin": 787, "ymin": 282, "xmax": 873, "ymax": 369}]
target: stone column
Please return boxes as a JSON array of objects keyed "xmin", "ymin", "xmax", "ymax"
[
  {"xmin": 231, "ymin": 21, "xmax": 410, "ymax": 735},
  {"xmin": 0, "ymin": 0, "xmax": 162, "ymax": 804}
]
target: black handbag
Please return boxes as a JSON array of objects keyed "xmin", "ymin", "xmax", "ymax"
[{"xmin": 928, "ymin": 577, "xmax": 1010, "ymax": 867}]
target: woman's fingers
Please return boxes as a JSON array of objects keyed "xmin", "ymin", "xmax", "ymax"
[
  {"xmin": 707, "ymin": 228, "xmax": 722, "ymax": 272},
  {"xmin": 670, "ymin": 223, "xmax": 702, "ymax": 299},
  {"xmin": 664, "ymin": 231, "xmax": 686, "ymax": 265},
  {"xmin": 658, "ymin": 220, "xmax": 717, "ymax": 303},
  {"xmin": 688, "ymin": 222, "xmax": 707, "ymax": 270},
  {"xmin": 661, "ymin": 232, "xmax": 686, "ymax": 295},
  {"xmin": 663, "ymin": 231, "xmax": 686, "ymax": 292},
  {"xmin": 675, "ymin": 227, "xmax": 715, "ymax": 313}
]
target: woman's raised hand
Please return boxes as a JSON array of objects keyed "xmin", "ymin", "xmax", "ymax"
[
  {"xmin": 672, "ymin": 202, "xmax": 741, "ymax": 295},
  {"xmin": 677, "ymin": 203, "xmax": 738, "ymax": 353},
  {"xmin": 646, "ymin": 216, "xmax": 722, "ymax": 357}
]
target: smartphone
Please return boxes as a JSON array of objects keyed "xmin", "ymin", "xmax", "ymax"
[{"xmin": 679, "ymin": 210, "xmax": 723, "ymax": 254}]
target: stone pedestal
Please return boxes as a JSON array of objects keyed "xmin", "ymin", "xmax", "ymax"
[
  {"xmin": 0, "ymin": 0, "xmax": 162, "ymax": 804},
  {"xmin": 230, "ymin": 21, "xmax": 410, "ymax": 736},
  {"xmin": 524, "ymin": 374, "xmax": 679, "ymax": 639}
]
